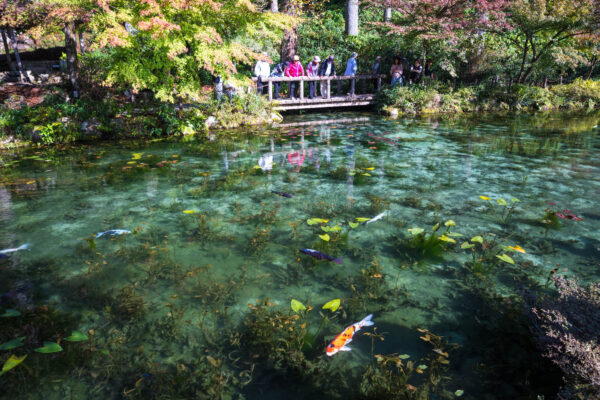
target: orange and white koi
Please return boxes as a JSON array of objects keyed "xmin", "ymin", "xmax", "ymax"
[{"xmin": 326, "ymin": 314, "xmax": 374, "ymax": 356}]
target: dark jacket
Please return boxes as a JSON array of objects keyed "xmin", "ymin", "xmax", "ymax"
[
  {"xmin": 319, "ymin": 60, "xmax": 336, "ymax": 76},
  {"xmin": 270, "ymin": 63, "xmax": 286, "ymax": 77}
]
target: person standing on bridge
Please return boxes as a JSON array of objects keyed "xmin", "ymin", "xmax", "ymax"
[
  {"xmin": 319, "ymin": 55, "xmax": 337, "ymax": 98},
  {"xmin": 254, "ymin": 52, "xmax": 271, "ymax": 95},
  {"xmin": 270, "ymin": 61, "xmax": 289, "ymax": 100},
  {"xmin": 306, "ymin": 56, "xmax": 321, "ymax": 99},
  {"xmin": 344, "ymin": 52, "xmax": 358, "ymax": 96},
  {"xmin": 286, "ymin": 55, "xmax": 304, "ymax": 99}
]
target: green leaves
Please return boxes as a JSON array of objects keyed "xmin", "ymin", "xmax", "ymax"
[
  {"xmin": 408, "ymin": 228, "xmax": 424, "ymax": 235},
  {"xmin": 307, "ymin": 218, "xmax": 329, "ymax": 225},
  {"xmin": 34, "ymin": 341, "xmax": 63, "ymax": 354},
  {"xmin": 0, "ymin": 355, "xmax": 27, "ymax": 376},
  {"xmin": 318, "ymin": 234, "xmax": 330, "ymax": 242},
  {"xmin": 291, "ymin": 299, "xmax": 306, "ymax": 313},
  {"xmin": 322, "ymin": 299, "xmax": 340, "ymax": 312},
  {"xmin": 461, "ymin": 242, "xmax": 475, "ymax": 249},
  {"xmin": 497, "ymin": 198, "xmax": 508, "ymax": 206},
  {"xmin": 444, "ymin": 219, "xmax": 456, "ymax": 227},
  {"xmin": 455, "ymin": 389, "xmax": 465, "ymax": 397},
  {"xmin": 64, "ymin": 330, "xmax": 89, "ymax": 342},
  {"xmin": 0, "ymin": 309, "xmax": 21, "ymax": 317},
  {"xmin": 348, "ymin": 222, "xmax": 359, "ymax": 229},
  {"xmin": 355, "ymin": 217, "xmax": 371, "ymax": 222},
  {"xmin": 439, "ymin": 235, "xmax": 456, "ymax": 243},
  {"xmin": 496, "ymin": 254, "xmax": 515, "ymax": 264},
  {"xmin": 0, "ymin": 337, "xmax": 25, "ymax": 351},
  {"xmin": 471, "ymin": 236, "xmax": 483, "ymax": 243}
]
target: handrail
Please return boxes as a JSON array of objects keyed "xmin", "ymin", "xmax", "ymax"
[{"xmin": 254, "ymin": 74, "xmax": 387, "ymax": 102}]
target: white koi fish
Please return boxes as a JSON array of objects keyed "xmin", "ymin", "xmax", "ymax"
[
  {"xmin": 366, "ymin": 212, "xmax": 385, "ymax": 224},
  {"xmin": 95, "ymin": 229, "xmax": 131, "ymax": 239},
  {"xmin": 0, "ymin": 243, "xmax": 30, "ymax": 256}
]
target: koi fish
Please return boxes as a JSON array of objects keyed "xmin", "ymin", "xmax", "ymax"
[
  {"xmin": 299, "ymin": 249, "xmax": 342, "ymax": 265},
  {"xmin": 0, "ymin": 243, "xmax": 30, "ymax": 256},
  {"xmin": 366, "ymin": 212, "xmax": 385, "ymax": 224},
  {"xmin": 95, "ymin": 229, "xmax": 131, "ymax": 239},
  {"xmin": 326, "ymin": 314, "xmax": 374, "ymax": 356},
  {"xmin": 271, "ymin": 190, "xmax": 293, "ymax": 198}
]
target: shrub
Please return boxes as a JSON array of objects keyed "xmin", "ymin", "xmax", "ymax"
[
  {"xmin": 528, "ymin": 276, "xmax": 600, "ymax": 396},
  {"xmin": 551, "ymin": 79, "xmax": 600, "ymax": 107}
]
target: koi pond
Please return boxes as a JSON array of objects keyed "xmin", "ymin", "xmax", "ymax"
[{"xmin": 1, "ymin": 111, "xmax": 599, "ymax": 399}]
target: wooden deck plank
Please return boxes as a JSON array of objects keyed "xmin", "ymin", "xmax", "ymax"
[{"xmin": 272, "ymin": 94, "xmax": 376, "ymax": 111}]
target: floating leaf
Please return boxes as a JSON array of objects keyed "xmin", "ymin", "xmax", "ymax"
[
  {"xmin": 418, "ymin": 364, "xmax": 428, "ymax": 370},
  {"xmin": 408, "ymin": 228, "xmax": 424, "ymax": 235},
  {"xmin": 471, "ymin": 236, "xmax": 483, "ymax": 244},
  {"xmin": 455, "ymin": 389, "xmax": 464, "ymax": 397},
  {"xmin": 511, "ymin": 198, "xmax": 520, "ymax": 203},
  {"xmin": 479, "ymin": 196, "xmax": 490, "ymax": 201},
  {"xmin": 355, "ymin": 217, "xmax": 370, "ymax": 222},
  {"xmin": 348, "ymin": 222, "xmax": 359, "ymax": 229},
  {"xmin": 446, "ymin": 232, "xmax": 463, "ymax": 237},
  {"xmin": 319, "ymin": 234, "xmax": 330, "ymax": 242},
  {"xmin": 507, "ymin": 245, "xmax": 526, "ymax": 254},
  {"xmin": 34, "ymin": 341, "xmax": 63, "ymax": 353},
  {"xmin": 64, "ymin": 330, "xmax": 89, "ymax": 342},
  {"xmin": 322, "ymin": 299, "xmax": 341, "ymax": 312},
  {"xmin": 461, "ymin": 242, "xmax": 475, "ymax": 249},
  {"xmin": 0, "ymin": 337, "xmax": 25, "ymax": 351},
  {"xmin": 321, "ymin": 226, "xmax": 331, "ymax": 232},
  {"xmin": 0, "ymin": 355, "xmax": 27, "ymax": 376},
  {"xmin": 497, "ymin": 198, "xmax": 508, "ymax": 206},
  {"xmin": 444, "ymin": 220, "xmax": 456, "ymax": 227},
  {"xmin": 439, "ymin": 235, "xmax": 456, "ymax": 243},
  {"xmin": 307, "ymin": 218, "xmax": 329, "ymax": 225},
  {"xmin": 0, "ymin": 309, "xmax": 20, "ymax": 318},
  {"xmin": 496, "ymin": 254, "xmax": 515, "ymax": 264},
  {"xmin": 182, "ymin": 210, "xmax": 196, "ymax": 214},
  {"xmin": 398, "ymin": 354, "xmax": 410, "ymax": 359},
  {"xmin": 291, "ymin": 299, "xmax": 306, "ymax": 313}
]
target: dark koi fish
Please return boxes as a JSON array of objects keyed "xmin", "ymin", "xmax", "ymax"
[
  {"xmin": 271, "ymin": 190, "xmax": 293, "ymax": 198},
  {"xmin": 300, "ymin": 249, "xmax": 342, "ymax": 264}
]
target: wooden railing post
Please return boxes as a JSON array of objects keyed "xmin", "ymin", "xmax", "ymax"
[
  {"xmin": 299, "ymin": 77, "xmax": 304, "ymax": 100},
  {"xmin": 326, "ymin": 78, "xmax": 331, "ymax": 99},
  {"xmin": 268, "ymin": 79, "xmax": 273, "ymax": 101}
]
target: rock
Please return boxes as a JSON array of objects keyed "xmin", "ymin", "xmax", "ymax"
[
  {"xmin": 270, "ymin": 112, "xmax": 283, "ymax": 123},
  {"xmin": 387, "ymin": 107, "xmax": 399, "ymax": 118},
  {"xmin": 205, "ymin": 116, "xmax": 218, "ymax": 128}
]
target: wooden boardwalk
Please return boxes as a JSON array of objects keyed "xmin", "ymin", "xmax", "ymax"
[{"xmin": 258, "ymin": 74, "xmax": 385, "ymax": 111}]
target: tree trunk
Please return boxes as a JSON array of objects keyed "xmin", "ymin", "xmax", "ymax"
[
  {"xmin": 384, "ymin": 7, "xmax": 391, "ymax": 22},
  {"xmin": 8, "ymin": 29, "xmax": 28, "ymax": 83},
  {"xmin": 345, "ymin": 0, "xmax": 359, "ymax": 36},
  {"xmin": 280, "ymin": 26, "xmax": 297, "ymax": 64},
  {"xmin": 1, "ymin": 29, "xmax": 15, "ymax": 72},
  {"xmin": 63, "ymin": 22, "xmax": 81, "ymax": 96},
  {"xmin": 270, "ymin": 0, "xmax": 278, "ymax": 12},
  {"xmin": 79, "ymin": 32, "xmax": 85, "ymax": 55}
]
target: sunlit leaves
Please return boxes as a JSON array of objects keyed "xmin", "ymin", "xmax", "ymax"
[
  {"xmin": 455, "ymin": 389, "xmax": 465, "ymax": 397},
  {"xmin": 439, "ymin": 235, "xmax": 456, "ymax": 243},
  {"xmin": 183, "ymin": 210, "xmax": 196, "ymax": 214},
  {"xmin": 348, "ymin": 222, "xmax": 359, "ymax": 229},
  {"xmin": 290, "ymin": 299, "xmax": 306, "ymax": 313},
  {"xmin": 408, "ymin": 228, "xmax": 424, "ymax": 235},
  {"xmin": 497, "ymin": 198, "xmax": 508, "ymax": 206},
  {"xmin": 461, "ymin": 242, "xmax": 475, "ymax": 249},
  {"xmin": 471, "ymin": 236, "xmax": 483, "ymax": 243},
  {"xmin": 444, "ymin": 220, "xmax": 456, "ymax": 227},
  {"xmin": 34, "ymin": 342, "xmax": 63, "ymax": 353},
  {"xmin": 322, "ymin": 299, "xmax": 340, "ymax": 312},
  {"xmin": 64, "ymin": 330, "xmax": 89, "ymax": 342},
  {"xmin": 507, "ymin": 245, "xmax": 526, "ymax": 254},
  {"xmin": 479, "ymin": 196, "xmax": 491, "ymax": 201},
  {"xmin": 496, "ymin": 254, "xmax": 515, "ymax": 264},
  {"xmin": 355, "ymin": 217, "xmax": 371, "ymax": 222},
  {"xmin": 0, "ymin": 355, "xmax": 27, "ymax": 376},
  {"xmin": 319, "ymin": 234, "xmax": 330, "ymax": 242},
  {"xmin": 307, "ymin": 218, "xmax": 329, "ymax": 225}
]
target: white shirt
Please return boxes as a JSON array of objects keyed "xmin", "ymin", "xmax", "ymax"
[{"xmin": 254, "ymin": 60, "xmax": 270, "ymax": 79}]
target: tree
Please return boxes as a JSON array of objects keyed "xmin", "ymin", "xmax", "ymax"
[
  {"xmin": 508, "ymin": 0, "xmax": 600, "ymax": 83},
  {"xmin": 1, "ymin": 29, "xmax": 15, "ymax": 72},
  {"xmin": 270, "ymin": 0, "xmax": 278, "ymax": 12},
  {"xmin": 87, "ymin": 0, "xmax": 291, "ymax": 102},
  {"xmin": 369, "ymin": 0, "xmax": 509, "ymax": 73},
  {"xmin": 345, "ymin": 0, "xmax": 359, "ymax": 36}
]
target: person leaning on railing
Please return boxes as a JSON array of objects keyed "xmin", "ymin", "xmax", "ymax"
[
  {"xmin": 319, "ymin": 55, "xmax": 337, "ymax": 98},
  {"xmin": 344, "ymin": 52, "xmax": 358, "ymax": 96},
  {"xmin": 254, "ymin": 51, "xmax": 270, "ymax": 95},
  {"xmin": 306, "ymin": 56, "xmax": 321, "ymax": 99},
  {"xmin": 286, "ymin": 55, "xmax": 304, "ymax": 99},
  {"xmin": 270, "ymin": 61, "xmax": 289, "ymax": 100}
]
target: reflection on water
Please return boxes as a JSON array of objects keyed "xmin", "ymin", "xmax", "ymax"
[{"xmin": 0, "ymin": 111, "xmax": 599, "ymax": 399}]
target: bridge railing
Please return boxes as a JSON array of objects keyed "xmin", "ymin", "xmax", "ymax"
[{"xmin": 256, "ymin": 74, "xmax": 387, "ymax": 101}]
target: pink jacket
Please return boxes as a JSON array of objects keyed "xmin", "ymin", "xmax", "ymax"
[{"xmin": 286, "ymin": 61, "xmax": 304, "ymax": 77}]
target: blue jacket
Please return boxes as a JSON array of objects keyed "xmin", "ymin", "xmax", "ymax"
[{"xmin": 344, "ymin": 57, "xmax": 357, "ymax": 76}]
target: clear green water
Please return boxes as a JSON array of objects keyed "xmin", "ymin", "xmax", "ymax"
[{"xmin": 1, "ymin": 111, "xmax": 599, "ymax": 399}]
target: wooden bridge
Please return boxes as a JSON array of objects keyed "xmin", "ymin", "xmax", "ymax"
[{"xmin": 258, "ymin": 74, "xmax": 386, "ymax": 111}]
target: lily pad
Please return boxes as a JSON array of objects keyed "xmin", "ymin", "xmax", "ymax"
[
  {"xmin": 64, "ymin": 330, "xmax": 89, "ymax": 342},
  {"xmin": 0, "ymin": 337, "xmax": 25, "ymax": 351},
  {"xmin": 496, "ymin": 254, "xmax": 515, "ymax": 264},
  {"xmin": 408, "ymin": 228, "xmax": 424, "ymax": 235},
  {"xmin": 319, "ymin": 234, "xmax": 330, "ymax": 242},
  {"xmin": 0, "ymin": 354, "xmax": 27, "ymax": 376},
  {"xmin": 322, "ymin": 299, "xmax": 340, "ymax": 312},
  {"xmin": 348, "ymin": 222, "xmax": 359, "ymax": 229},
  {"xmin": 34, "ymin": 341, "xmax": 63, "ymax": 354},
  {"xmin": 471, "ymin": 236, "xmax": 483, "ymax": 244},
  {"xmin": 0, "ymin": 309, "xmax": 21, "ymax": 318},
  {"xmin": 291, "ymin": 299, "xmax": 306, "ymax": 313}
]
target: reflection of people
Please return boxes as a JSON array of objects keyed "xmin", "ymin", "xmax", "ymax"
[{"xmin": 258, "ymin": 154, "xmax": 273, "ymax": 171}]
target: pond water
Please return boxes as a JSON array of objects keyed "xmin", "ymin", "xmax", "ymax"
[{"xmin": 1, "ymin": 111, "xmax": 599, "ymax": 399}]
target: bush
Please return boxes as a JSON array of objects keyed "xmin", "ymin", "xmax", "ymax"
[
  {"xmin": 551, "ymin": 79, "xmax": 600, "ymax": 108},
  {"xmin": 528, "ymin": 276, "xmax": 600, "ymax": 397},
  {"xmin": 513, "ymin": 84, "xmax": 562, "ymax": 110},
  {"xmin": 377, "ymin": 83, "xmax": 476, "ymax": 114}
]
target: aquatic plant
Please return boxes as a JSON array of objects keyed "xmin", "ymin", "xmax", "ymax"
[
  {"xmin": 479, "ymin": 195, "xmax": 520, "ymax": 225},
  {"xmin": 460, "ymin": 234, "xmax": 526, "ymax": 276},
  {"xmin": 397, "ymin": 220, "xmax": 460, "ymax": 261},
  {"xmin": 111, "ymin": 285, "xmax": 145, "ymax": 321},
  {"xmin": 542, "ymin": 202, "xmax": 584, "ymax": 234},
  {"xmin": 527, "ymin": 276, "xmax": 600, "ymax": 397}
]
